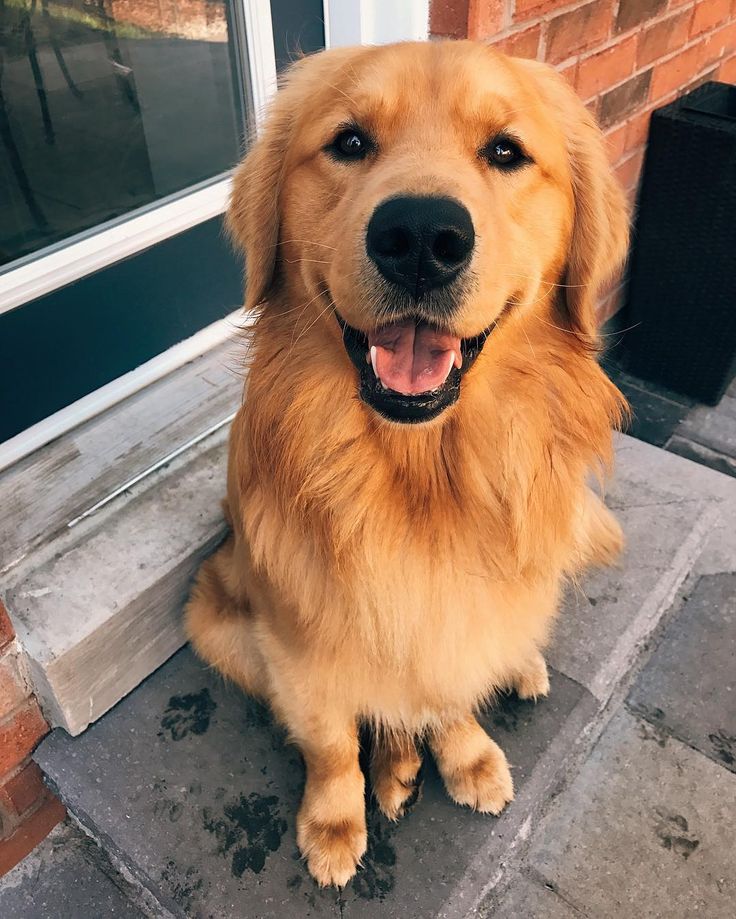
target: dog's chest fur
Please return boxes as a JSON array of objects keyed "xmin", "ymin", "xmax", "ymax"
[{"xmin": 242, "ymin": 465, "xmax": 564, "ymax": 728}]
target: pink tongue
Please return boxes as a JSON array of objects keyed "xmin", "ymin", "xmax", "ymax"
[{"xmin": 368, "ymin": 321, "xmax": 461, "ymax": 396}]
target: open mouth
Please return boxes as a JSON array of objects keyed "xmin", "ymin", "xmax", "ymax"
[{"xmin": 336, "ymin": 312, "xmax": 493, "ymax": 424}]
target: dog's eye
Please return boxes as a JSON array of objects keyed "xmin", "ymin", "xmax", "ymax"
[
  {"xmin": 482, "ymin": 136, "xmax": 528, "ymax": 169},
  {"xmin": 329, "ymin": 128, "xmax": 371, "ymax": 161}
]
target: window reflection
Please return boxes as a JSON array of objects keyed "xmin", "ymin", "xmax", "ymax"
[{"xmin": 0, "ymin": 0, "xmax": 246, "ymax": 267}]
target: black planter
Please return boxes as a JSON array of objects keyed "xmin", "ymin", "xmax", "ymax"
[{"xmin": 622, "ymin": 81, "xmax": 736, "ymax": 405}]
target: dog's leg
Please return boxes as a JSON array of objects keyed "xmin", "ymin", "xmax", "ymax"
[
  {"xmin": 576, "ymin": 488, "xmax": 624, "ymax": 568},
  {"xmin": 507, "ymin": 649, "xmax": 550, "ymax": 701},
  {"xmin": 185, "ymin": 537, "xmax": 266, "ymax": 696},
  {"xmin": 287, "ymin": 715, "xmax": 366, "ymax": 888},
  {"xmin": 429, "ymin": 715, "xmax": 513, "ymax": 814},
  {"xmin": 369, "ymin": 730, "xmax": 423, "ymax": 821}
]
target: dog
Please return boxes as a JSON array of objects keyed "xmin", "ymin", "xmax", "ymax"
[{"xmin": 185, "ymin": 40, "xmax": 628, "ymax": 888}]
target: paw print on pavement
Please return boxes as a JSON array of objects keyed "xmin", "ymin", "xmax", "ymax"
[{"xmin": 159, "ymin": 688, "xmax": 217, "ymax": 741}]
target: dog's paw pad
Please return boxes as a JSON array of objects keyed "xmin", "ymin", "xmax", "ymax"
[
  {"xmin": 444, "ymin": 743, "xmax": 514, "ymax": 815},
  {"xmin": 297, "ymin": 818, "xmax": 367, "ymax": 888},
  {"xmin": 512, "ymin": 653, "xmax": 550, "ymax": 702},
  {"xmin": 373, "ymin": 773, "xmax": 422, "ymax": 820},
  {"xmin": 372, "ymin": 762, "xmax": 424, "ymax": 821}
]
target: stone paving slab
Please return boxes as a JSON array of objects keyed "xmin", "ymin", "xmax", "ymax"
[
  {"xmin": 627, "ymin": 572, "xmax": 736, "ymax": 773},
  {"xmin": 605, "ymin": 366, "xmax": 692, "ymax": 448},
  {"xmin": 0, "ymin": 821, "xmax": 143, "ymax": 918},
  {"xmin": 485, "ymin": 872, "xmax": 580, "ymax": 918},
  {"xmin": 547, "ymin": 474, "xmax": 713, "ymax": 702},
  {"xmin": 674, "ymin": 390, "xmax": 736, "ymax": 461},
  {"xmin": 666, "ymin": 435, "xmax": 736, "ymax": 479},
  {"xmin": 512, "ymin": 709, "xmax": 736, "ymax": 919},
  {"xmin": 612, "ymin": 434, "xmax": 736, "ymax": 579},
  {"xmin": 36, "ymin": 647, "xmax": 593, "ymax": 919}
]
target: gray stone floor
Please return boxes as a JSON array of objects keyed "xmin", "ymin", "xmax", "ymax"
[
  {"xmin": 606, "ymin": 364, "xmax": 736, "ymax": 478},
  {"xmin": 2, "ymin": 435, "xmax": 735, "ymax": 918},
  {"xmin": 0, "ymin": 822, "xmax": 144, "ymax": 918}
]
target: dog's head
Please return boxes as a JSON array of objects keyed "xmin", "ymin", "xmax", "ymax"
[{"xmin": 228, "ymin": 42, "xmax": 628, "ymax": 425}]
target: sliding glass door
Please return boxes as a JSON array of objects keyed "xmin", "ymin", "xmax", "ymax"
[{"xmin": 0, "ymin": 0, "xmax": 247, "ymax": 266}]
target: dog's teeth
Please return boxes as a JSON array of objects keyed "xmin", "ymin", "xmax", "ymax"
[
  {"xmin": 370, "ymin": 345, "xmax": 379, "ymax": 378},
  {"xmin": 454, "ymin": 350, "xmax": 463, "ymax": 370}
]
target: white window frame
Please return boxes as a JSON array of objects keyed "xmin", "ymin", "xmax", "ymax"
[
  {"xmin": 0, "ymin": 0, "xmax": 277, "ymax": 315},
  {"xmin": 0, "ymin": 0, "xmax": 428, "ymax": 470}
]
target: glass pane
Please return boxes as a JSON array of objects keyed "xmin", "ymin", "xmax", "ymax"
[
  {"xmin": 270, "ymin": 0, "xmax": 325, "ymax": 72},
  {"xmin": 0, "ymin": 0, "xmax": 248, "ymax": 268}
]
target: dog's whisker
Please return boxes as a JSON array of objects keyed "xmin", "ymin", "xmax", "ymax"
[
  {"xmin": 284, "ymin": 257, "xmax": 332, "ymax": 265},
  {"xmin": 290, "ymin": 295, "xmax": 337, "ymax": 351},
  {"xmin": 276, "ymin": 239, "xmax": 338, "ymax": 250}
]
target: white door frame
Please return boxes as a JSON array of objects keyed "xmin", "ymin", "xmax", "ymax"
[
  {"xmin": 324, "ymin": 0, "xmax": 429, "ymax": 47},
  {"xmin": 0, "ymin": 0, "xmax": 429, "ymax": 470}
]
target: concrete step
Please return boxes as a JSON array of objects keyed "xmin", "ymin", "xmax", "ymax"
[
  {"xmin": 0, "ymin": 342, "xmax": 241, "ymax": 735},
  {"xmin": 27, "ymin": 435, "xmax": 736, "ymax": 918}
]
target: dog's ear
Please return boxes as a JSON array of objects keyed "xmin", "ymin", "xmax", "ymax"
[
  {"xmin": 513, "ymin": 59, "xmax": 630, "ymax": 345},
  {"xmin": 226, "ymin": 88, "xmax": 296, "ymax": 312},
  {"xmin": 227, "ymin": 47, "xmax": 369, "ymax": 312}
]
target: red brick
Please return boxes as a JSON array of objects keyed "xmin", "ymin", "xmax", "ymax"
[
  {"xmin": 0, "ymin": 652, "xmax": 28, "ymax": 721},
  {"xmin": 625, "ymin": 108, "xmax": 654, "ymax": 148},
  {"xmin": 687, "ymin": 66, "xmax": 719, "ymax": 92},
  {"xmin": 637, "ymin": 9, "xmax": 693, "ymax": 67},
  {"xmin": 605, "ymin": 123, "xmax": 629, "ymax": 166},
  {"xmin": 698, "ymin": 20, "xmax": 736, "ymax": 70},
  {"xmin": 545, "ymin": 0, "xmax": 613, "ymax": 64},
  {"xmin": 430, "ymin": 0, "xmax": 469, "ymax": 38},
  {"xmin": 1, "ymin": 762, "xmax": 47, "ymax": 818},
  {"xmin": 599, "ymin": 69, "xmax": 652, "ymax": 127},
  {"xmin": 649, "ymin": 42, "xmax": 702, "ymax": 100},
  {"xmin": 468, "ymin": 0, "xmax": 505, "ymax": 38},
  {"xmin": 615, "ymin": 147, "xmax": 645, "ymax": 190},
  {"xmin": 690, "ymin": 0, "xmax": 730, "ymax": 37},
  {"xmin": 0, "ymin": 603, "xmax": 14, "ymax": 652},
  {"xmin": 616, "ymin": 0, "xmax": 667, "ymax": 34},
  {"xmin": 720, "ymin": 53, "xmax": 736, "ymax": 82},
  {"xmin": 513, "ymin": 0, "xmax": 561, "ymax": 19},
  {"xmin": 557, "ymin": 60, "xmax": 579, "ymax": 85},
  {"xmin": 586, "ymin": 95, "xmax": 601, "ymax": 120},
  {"xmin": 0, "ymin": 702, "xmax": 48, "ymax": 775},
  {"xmin": 576, "ymin": 35, "xmax": 638, "ymax": 100},
  {"xmin": 495, "ymin": 24, "xmax": 541, "ymax": 58},
  {"xmin": 0, "ymin": 793, "xmax": 65, "ymax": 875}
]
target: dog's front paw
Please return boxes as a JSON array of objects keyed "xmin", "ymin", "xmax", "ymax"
[
  {"xmin": 370, "ymin": 739, "xmax": 423, "ymax": 821},
  {"xmin": 432, "ymin": 717, "xmax": 514, "ymax": 815},
  {"xmin": 297, "ymin": 813, "xmax": 367, "ymax": 887},
  {"xmin": 512, "ymin": 650, "xmax": 550, "ymax": 702},
  {"xmin": 443, "ymin": 740, "xmax": 514, "ymax": 814}
]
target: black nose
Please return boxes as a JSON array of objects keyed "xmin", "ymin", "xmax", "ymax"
[{"xmin": 366, "ymin": 195, "xmax": 475, "ymax": 299}]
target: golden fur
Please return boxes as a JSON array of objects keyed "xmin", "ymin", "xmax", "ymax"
[{"xmin": 185, "ymin": 41, "xmax": 629, "ymax": 887}]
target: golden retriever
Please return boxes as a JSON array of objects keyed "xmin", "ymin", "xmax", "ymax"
[{"xmin": 185, "ymin": 40, "xmax": 628, "ymax": 888}]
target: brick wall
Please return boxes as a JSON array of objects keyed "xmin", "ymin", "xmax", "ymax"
[
  {"xmin": 430, "ymin": 0, "xmax": 736, "ymax": 321},
  {"xmin": 0, "ymin": 601, "xmax": 65, "ymax": 876}
]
